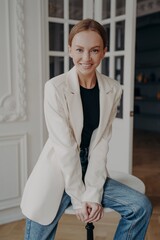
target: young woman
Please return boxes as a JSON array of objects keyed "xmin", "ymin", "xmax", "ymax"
[{"xmin": 21, "ymin": 18, "xmax": 152, "ymax": 240}]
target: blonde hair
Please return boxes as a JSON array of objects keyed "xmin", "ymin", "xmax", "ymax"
[{"xmin": 68, "ymin": 18, "xmax": 107, "ymax": 49}]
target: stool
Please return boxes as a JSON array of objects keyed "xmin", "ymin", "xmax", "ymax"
[{"xmin": 65, "ymin": 170, "xmax": 145, "ymax": 240}]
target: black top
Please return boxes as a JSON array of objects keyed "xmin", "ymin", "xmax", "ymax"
[{"xmin": 80, "ymin": 81, "xmax": 100, "ymax": 148}]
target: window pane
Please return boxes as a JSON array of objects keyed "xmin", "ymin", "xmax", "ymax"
[
  {"xmin": 116, "ymin": 0, "xmax": 125, "ymax": 16},
  {"xmin": 50, "ymin": 56, "xmax": 64, "ymax": 78},
  {"xmin": 115, "ymin": 21, "xmax": 125, "ymax": 51},
  {"xmin": 69, "ymin": 24, "xmax": 74, "ymax": 34},
  {"xmin": 115, "ymin": 56, "xmax": 124, "ymax": 85},
  {"xmin": 69, "ymin": 0, "xmax": 83, "ymax": 20},
  {"xmin": 102, "ymin": 0, "xmax": 111, "ymax": 19},
  {"xmin": 102, "ymin": 57, "xmax": 110, "ymax": 76},
  {"xmin": 69, "ymin": 57, "xmax": 74, "ymax": 69},
  {"xmin": 48, "ymin": 0, "xmax": 64, "ymax": 18},
  {"xmin": 103, "ymin": 24, "xmax": 110, "ymax": 51},
  {"xmin": 49, "ymin": 22, "xmax": 64, "ymax": 51},
  {"xmin": 116, "ymin": 92, "xmax": 123, "ymax": 118}
]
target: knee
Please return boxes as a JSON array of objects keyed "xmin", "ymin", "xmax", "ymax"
[
  {"xmin": 144, "ymin": 195, "xmax": 153, "ymax": 216},
  {"xmin": 136, "ymin": 194, "xmax": 153, "ymax": 218}
]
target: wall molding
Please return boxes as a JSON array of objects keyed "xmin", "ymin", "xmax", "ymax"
[
  {"xmin": 0, "ymin": 0, "xmax": 27, "ymax": 122},
  {"xmin": 0, "ymin": 133, "xmax": 27, "ymax": 210}
]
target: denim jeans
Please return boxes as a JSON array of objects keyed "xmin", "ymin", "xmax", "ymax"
[{"xmin": 24, "ymin": 148, "xmax": 152, "ymax": 240}]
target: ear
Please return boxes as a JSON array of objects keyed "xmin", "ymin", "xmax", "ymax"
[{"xmin": 68, "ymin": 45, "xmax": 73, "ymax": 58}]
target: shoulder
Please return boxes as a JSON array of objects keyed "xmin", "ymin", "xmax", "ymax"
[
  {"xmin": 97, "ymin": 71, "xmax": 122, "ymax": 96},
  {"xmin": 45, "ymin": 72, "xmax": 68, "ymax": 90},
  {"xmin": 101, "ymin": 73, "xmax": 121, "ymax": 88}
]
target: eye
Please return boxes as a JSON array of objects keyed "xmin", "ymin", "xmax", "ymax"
[
  {"xmin": 91, "ymin": 49, "xmax": 99, "ymax": 54},
  {"xmin": 76, "ymin": 48, "xmax": 83, "ymax": 53}
]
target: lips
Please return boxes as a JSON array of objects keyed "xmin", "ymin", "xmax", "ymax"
[{"xmin": 80, "ymin": 63, "xmax": 92, "ymax": 68}]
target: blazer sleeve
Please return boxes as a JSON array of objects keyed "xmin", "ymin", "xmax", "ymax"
[
  {"xmin": 44, "ymin": 80, "xmax": 85, "ymax": 209},
  {"xmin": 81, "ymin": 83, "xmax": 122, "ymax": 204}
]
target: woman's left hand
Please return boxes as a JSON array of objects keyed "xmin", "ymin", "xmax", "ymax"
[{"xmin": 75, "ymin": 202, "xmax": 104, "ymax": 223}]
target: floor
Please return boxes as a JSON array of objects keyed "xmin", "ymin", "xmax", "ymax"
[
  {"xmin": 132, "ymin": 129, "xmax": 160, "ymax": 240},
  {"xmin": 0, "ymin": 129, "xmax": 160, "ymax": 240}
]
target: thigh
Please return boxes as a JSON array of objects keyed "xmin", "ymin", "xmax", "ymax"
[
  {"xmin": 25, "ymin": 191, "xmax": 71, "ymax": 240},
  {"xmin": 101, "ymin": 178, "xmax": 150, "ymax": 215}
]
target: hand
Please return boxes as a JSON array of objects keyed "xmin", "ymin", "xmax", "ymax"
[{"xmin": 75, "ymin": 202, "xmax": 104, "ymax": 223}]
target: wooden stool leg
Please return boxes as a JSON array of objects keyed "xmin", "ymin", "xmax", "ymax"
[{"xmin": 85, "ymin": 222, "xmax": 94, "ymax": 240}]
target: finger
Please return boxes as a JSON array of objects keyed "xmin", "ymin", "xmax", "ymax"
[
  {"xmin": 75, "ymin": 209, "xmax": 83, "ymax": 222},
  {"xmin": 83, "ymin": 208, "xmax": 89, "ymax": 221},
  {"xmin": 87, "ymin": 208, "xmax": 104, "ymax": 223},
  {"xmin": 86, "ymin": 211, "xmax": 102, "ymax": 223},
  {"xmin": 88, "ymin": 205, "xmax": 101, "ymax": 219},
  {"xmin": 75, "ymin": 209, "xmax": 89, "ymax": 222}
]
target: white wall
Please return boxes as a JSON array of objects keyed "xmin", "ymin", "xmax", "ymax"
[{"xmin": 0, "ymin": 0, "xmax": 45, "ymax": 224}]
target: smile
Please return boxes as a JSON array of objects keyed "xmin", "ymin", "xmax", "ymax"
[{"xmin": 80, "ymin": 63, "xmax": 92, "ymax": 68}]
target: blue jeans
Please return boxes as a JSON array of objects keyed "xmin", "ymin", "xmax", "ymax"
[{"xmin": 24, "ymin": 149, "xmax": 152, "ymax": 240}]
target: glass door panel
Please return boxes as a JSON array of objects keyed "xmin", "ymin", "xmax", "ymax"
[
  {"xmin": 48, "ymin": 0, "xmax": 64, "ymax": 18},
  {"xmin": 115, "ymin": 21, "xmax": 125, "ymax": 51},
  {"xmin": 115, "ymin": 56, "xmax": 124, "ymax": 85},
  {"xmin": 103, "ymin": 24, "xmax": 110, "ymax": 51},
  {"xmin": 102, "ymin": 0, "xmax": 111, "ymax": 19},
  {"xmin": 50, "ymin": 56, "xmax": 64, "ymax": 78},
  {"xmin": 49, "ymin": 22, "xmax": 64, "ymax": 51},
  {"xmin": 116, "ymin": 0, "xmax": 126, "ymax": 16},
  {"xmin": 102, "ymin": 57, "xmax": 110, "ymax": 76},
  {"xmin": 69, "ymin": 0, "xmax": 83, "ymax": 20}
]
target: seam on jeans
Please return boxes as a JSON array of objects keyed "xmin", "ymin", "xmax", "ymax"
[
  {"xmin": 26, "ymin": 219, "xmax": 31, "ymax": 240},
  {"xmin": 127, "ymin": 202, "xmax": 151, "ymax": 240},
  {"xmin": 103, "ymin": 193, "xmax": 137, "ymax": 240}
]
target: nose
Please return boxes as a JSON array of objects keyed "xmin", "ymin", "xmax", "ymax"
[{"xmin": 83, "ymin": 51, "xmax": 91, "ymax": 61}]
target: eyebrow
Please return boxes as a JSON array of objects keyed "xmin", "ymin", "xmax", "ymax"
[{"xmin": 75, "ymin": 45, "xmax": 101, "ymax": 49}]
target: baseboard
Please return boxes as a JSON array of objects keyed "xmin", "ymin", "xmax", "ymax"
[{"xmin": 0, "ymin": 207, "xmax": 25, "ymax": 225}]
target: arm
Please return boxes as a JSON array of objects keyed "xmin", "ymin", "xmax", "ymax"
[
  {"xmin": 44, "ymin": 80, "xmax": 85, "ymax": 209},
  {"xmin": 82, "ymin": 84, "xmax": 122, "ymax": 206},
  {"xmin": 75, "ymin": 84, "xmax": 122, "ymax": 223}
]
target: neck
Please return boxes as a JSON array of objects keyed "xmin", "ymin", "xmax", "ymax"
[{"xmin": 78, "ymin": 72, "xmax": 97, "ymax": 89}]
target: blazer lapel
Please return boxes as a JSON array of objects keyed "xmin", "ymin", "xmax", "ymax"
[{"xmin": 65, "ymin": 67, "xmax": 83, "ymax": 146}]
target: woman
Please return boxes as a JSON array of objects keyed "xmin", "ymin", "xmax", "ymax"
[{"xmin": 21, "ymin": 18, "xmax": 152, "ymax": 240}]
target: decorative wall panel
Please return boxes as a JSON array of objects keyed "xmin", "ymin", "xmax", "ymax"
[
  {"xmin": 0, "ymin": 134, "xmax": 27, "ymax": 210},
  {"xmin": 0, "ymin": 0, "xmax": 26, "ymax": 122}
]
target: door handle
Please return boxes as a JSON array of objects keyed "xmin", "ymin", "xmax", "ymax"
[{"xmin": 130, "ymin": 111, "xmax": 134, "ymax": 117}]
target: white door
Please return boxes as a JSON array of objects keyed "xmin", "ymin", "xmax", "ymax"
[
  {"xmin": 95, "ymin": 0, "xmax": 137, "ymax": 173},
  {"xmin": 45, "ymin": 0, "xmax": 137, "ymax": 173}
]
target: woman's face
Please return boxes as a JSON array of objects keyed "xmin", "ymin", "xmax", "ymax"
[{"xmin": 69, "ymin": 30, "xmax": 107, "ymax": 78}]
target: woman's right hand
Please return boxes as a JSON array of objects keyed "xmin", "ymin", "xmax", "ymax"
[{"xmin": 75, "ymin": 202, "xmax": 104, "ymax": 223}]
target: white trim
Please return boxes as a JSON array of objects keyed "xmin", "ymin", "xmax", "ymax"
[
  {"xmin": 124, "ymin": 0, "xmax": 137, "ymax": 173},
  {"xmin": 0, "ymin": 207, "xmax": 24, "ymax": 225},
  {"xmin": 0, "ymin": 0, "xmax": 12, "ymax": 106},
  {"xmin": 0, "ymin": 133, "xmax": 27, "ymax": 210}
]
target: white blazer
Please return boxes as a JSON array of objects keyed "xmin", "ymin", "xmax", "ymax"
[{"xmin": 21, "ymin": 66, "xmax": 122, "ymax": 225}]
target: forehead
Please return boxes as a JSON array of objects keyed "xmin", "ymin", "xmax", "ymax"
[{"xmin": 71, "ymin": 30, "xmax": 103, "ymax": 47}]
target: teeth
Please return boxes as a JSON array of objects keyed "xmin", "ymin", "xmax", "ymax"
[{"xmin": 81, "ymin": 64, "xmax": 91, "ymax": 67}]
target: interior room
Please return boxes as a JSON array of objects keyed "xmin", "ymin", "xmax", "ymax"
[
  {"xmin": 0, "ymin": 0, "xmax": 159, "ymax": 239},
  {"xmin": 132, "ymin": 6, "xmax": 160, "ymax": 239}
]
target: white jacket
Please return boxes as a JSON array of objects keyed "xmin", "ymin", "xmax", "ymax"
[{"xmin": 21, "ymin": 66, "xmax": 122, "ymax": 225}]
